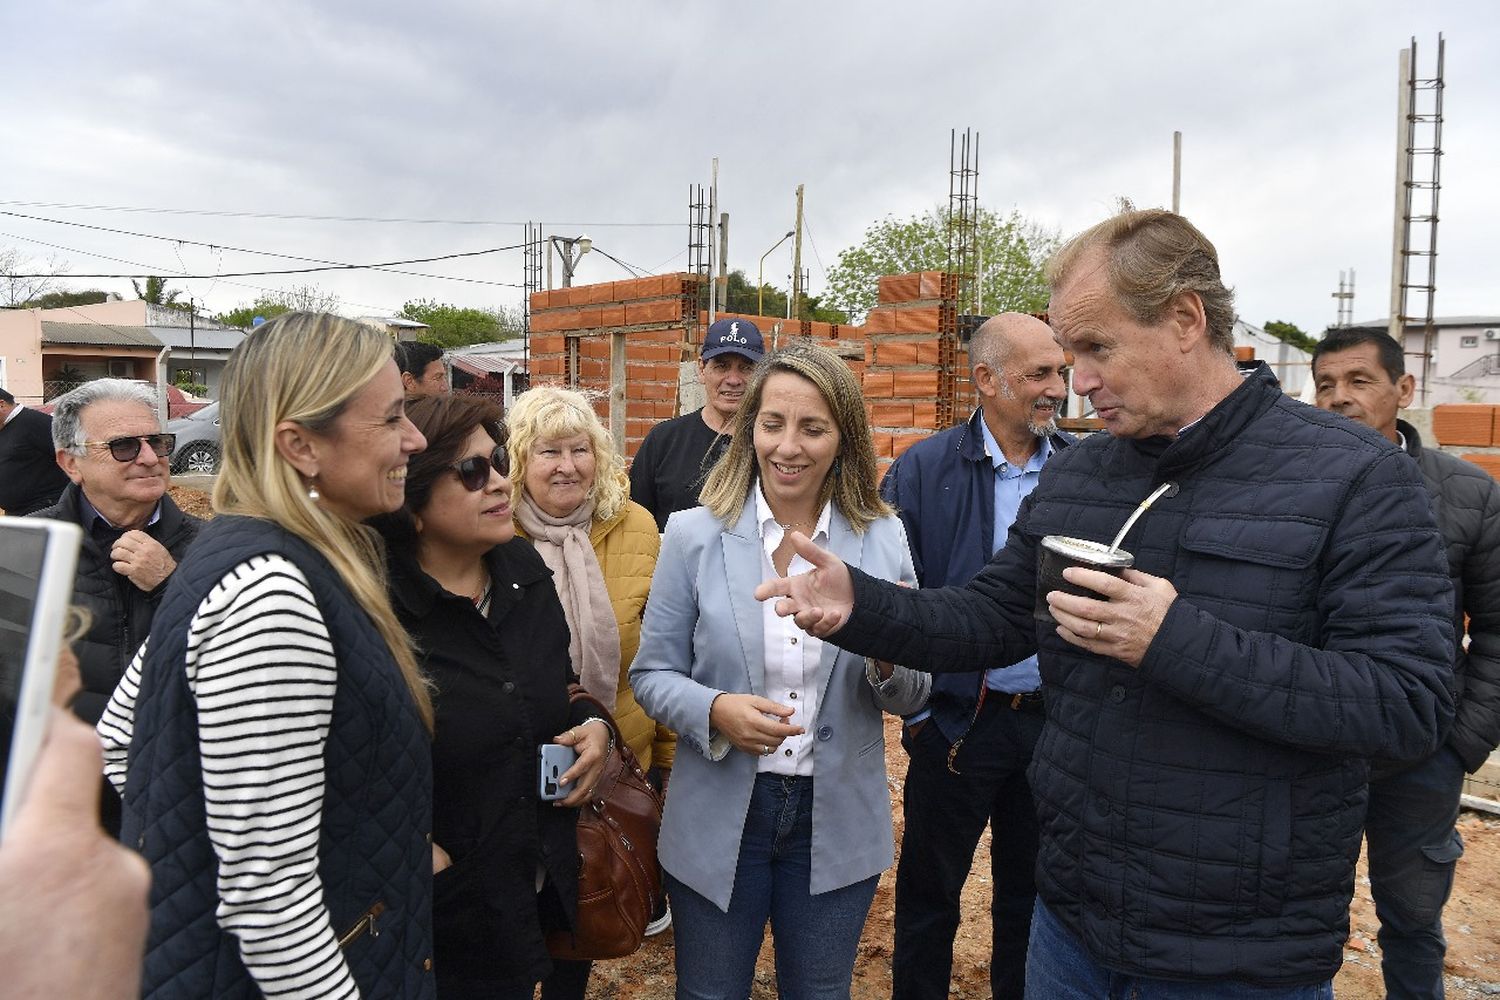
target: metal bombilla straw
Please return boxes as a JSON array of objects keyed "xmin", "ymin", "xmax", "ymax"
[{"xmin": 1107, "ymin": 482, "xmax": 1180, "ymax": 556}]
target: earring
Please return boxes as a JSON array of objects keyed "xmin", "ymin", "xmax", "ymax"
[{"xmin": 306, "ymin": 480, "xmax": 321, "ymax": 502}]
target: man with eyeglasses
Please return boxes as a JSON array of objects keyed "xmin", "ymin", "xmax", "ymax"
[
  {"xmin": 30, "ymin": 378, "xmax": 201, "ymax": 833},
  {"xmin": 879, "ymin": 313, "xmax": 1072, "ymax": 1000}
]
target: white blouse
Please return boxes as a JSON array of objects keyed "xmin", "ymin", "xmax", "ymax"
[{"xmin": 754, "ymin": 487, "xmax": 831, "ymax": 776}]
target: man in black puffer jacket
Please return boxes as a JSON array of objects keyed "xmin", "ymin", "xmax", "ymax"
[
  {"xmin": 1313, "ymin": 327, "xmax": 1500, "ymax": 1000},
  {"xmin": 757, "ymin": 210, "xmax": 1455, "ymax": 997},
  {"xmin": 29, "ymin": 379, "xmax": 201, "ymax": 833}
]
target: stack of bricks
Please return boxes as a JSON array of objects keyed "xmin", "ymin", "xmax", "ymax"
[
  {"xmin": 1431, "ymin": 404, "xmax": 1500, "ymax": 480},
  {"xmin": 528, "ymin": 274, "xmax": 704, "ymax": 457},
  {"xmin": 859, "ymin": 270, "xmax": 965, "ymax": 462}
]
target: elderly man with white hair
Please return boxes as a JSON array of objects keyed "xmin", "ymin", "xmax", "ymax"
[{"xmin": 30, "ymin": 378, "xmax": 201, "ymax": 832}]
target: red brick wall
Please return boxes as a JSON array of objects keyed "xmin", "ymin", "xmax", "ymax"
[{"xmin": 527, "ymin": 269, "xmax": 964, "ymax": 464}]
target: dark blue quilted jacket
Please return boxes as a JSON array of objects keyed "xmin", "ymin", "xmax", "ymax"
[
  {"xmin": 837, "ymin": 365, "xmax": 1455, "ymax": 985},
  {"xmin": 879, "ymin": 408, "xmax": 1072, "ymax": 742},
  {"xmin": 121, "ymin": 515, "xmax": 435, "ymax": 999}
]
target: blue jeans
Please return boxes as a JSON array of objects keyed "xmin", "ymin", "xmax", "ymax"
[
  {"xmin": 893, "ymin": 699, "xmax": 1044, "ymax": 1000},
  {"xmin": 1365, "ymin": 745, "xmax": 1467, "ymax": 1000},
  {"xmin": 1025, "ymin": 900, "xmax": 1333, "ymax": 999},
  {"xmin": 666, "ymin": 774, "xmax": 880, "ymax": 1000}
]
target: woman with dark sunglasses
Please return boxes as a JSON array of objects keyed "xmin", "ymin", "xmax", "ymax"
[{"xmin": 370, "ymin": 392, "xmax": 608, "ymax": 1000}]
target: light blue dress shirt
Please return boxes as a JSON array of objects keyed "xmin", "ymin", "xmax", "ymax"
[{"xmin": 977, "ymin": 415, "xmax": 1051, "ymax": 694}]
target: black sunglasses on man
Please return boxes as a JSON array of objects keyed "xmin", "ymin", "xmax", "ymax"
[{"xmin": 80, "ymin": 433, "xmax": 177, "ymax": 463}]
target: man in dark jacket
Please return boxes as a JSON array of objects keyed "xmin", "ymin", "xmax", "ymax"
[
  {"xmin": 758, "ymin": 209, "xmax": 1456, "ymax": 995},
  {"xmin": 880, "ymin": 313, "xmax": 1071, "ymax": 1000},
  {"xmin": 30, "ymin": 378, "xmax": 201, "ymax": 832},
  {"xmin": 0, "ymin": 387, "xmax": 69, "ymax": 515},
  {"xmin": 1313, "ymin": 327, "xmax": 1500, "ymax": 999}
]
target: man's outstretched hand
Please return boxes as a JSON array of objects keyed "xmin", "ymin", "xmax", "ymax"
[{"xmin": 752, "ymin": 531, "xmax": 855, "ymax": 637}]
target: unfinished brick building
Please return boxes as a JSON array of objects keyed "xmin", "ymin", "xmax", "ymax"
[{"xmin": 527, "ymin": 270, "xmax": 980, "ymax": 467}]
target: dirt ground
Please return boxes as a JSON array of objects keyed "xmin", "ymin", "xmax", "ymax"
[{"xmin": 593, "ymin": 714, "xmax": 1500, "ymax": 1000}]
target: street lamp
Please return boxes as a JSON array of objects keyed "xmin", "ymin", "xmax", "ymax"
[
  {"xmin": 758, "ymin": 231, "xmax": 795, "ymax": 318},
  {"xmin": 550, "ymin": 233, "xmax": 593, "ymax": 287}
]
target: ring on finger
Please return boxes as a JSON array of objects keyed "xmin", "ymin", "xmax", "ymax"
[
  {"xmin": 1094, "ymin": 621, "xmax": 1103, "ymax": 640},
  {"xmin": 760, "ymin": 744, "xmax": 772, "ymax": 756}
]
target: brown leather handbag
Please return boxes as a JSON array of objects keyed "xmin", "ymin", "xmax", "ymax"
[{"xmin": 546, "ymin": 686, "xmax": 664, "ymax": 961}]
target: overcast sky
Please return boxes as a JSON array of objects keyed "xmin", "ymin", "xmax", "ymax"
[{"xmin": 2, "ymin": 1, "xmax": 1495, "ymax": 335}]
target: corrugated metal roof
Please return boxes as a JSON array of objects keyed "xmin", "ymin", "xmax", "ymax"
[
  {"xmin": 150, "ymin": 326, "xmax": 245, "ymax": 351},
  {"xmin": 452, "ymin": 354, "xmax": 520, "ymax": 376},
  {"xmin": 40, "ymin": 322, "xmax": 163, "ymax": 348}
]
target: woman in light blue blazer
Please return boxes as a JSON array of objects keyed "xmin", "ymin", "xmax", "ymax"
[{"xmin": 630, "ymin": 342, "xmax": 929, "ymax": 1000}]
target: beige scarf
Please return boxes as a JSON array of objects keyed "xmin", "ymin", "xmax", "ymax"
[{"xmin": 514, "ymin": 494, "xmax": 621, "ymax": 709}]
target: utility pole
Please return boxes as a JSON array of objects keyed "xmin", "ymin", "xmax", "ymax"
[
  {"xmin": 1388, "ymin": 45, "xmax": 1413, "ymax": 351},
  {"xmin": 1387, "ymin": 35, "xmax": 1445, "ymax": 404},
  {"xmin": 549, "ymin": 234, "xmax": 592, "ymax": 288},
  {"xmin": 791, "ymin": 184, "xmax": 805, "ymax": 321},
  {"xmin": 1172, "ymin": 131, "xmax": 1182, "ymax": 213},
  {"xmin": 708, "ymin": 158, "xmax": 719, "ymax": 324},
  {"xmin": 718, "ymin": 212, "xmax": 729, "ymax": 316}
]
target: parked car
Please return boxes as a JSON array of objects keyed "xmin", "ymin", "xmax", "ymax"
[{"xmin": 168, "ymin": 401, "xmax": 221, "ymax": 475}]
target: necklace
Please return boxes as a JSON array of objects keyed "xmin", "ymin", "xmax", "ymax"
[{"xmin": 472, "ymin": 580, "xmax": 493, "ymax": 616}]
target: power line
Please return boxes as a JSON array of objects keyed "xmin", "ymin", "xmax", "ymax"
[
  {"xmin": 0, "ymin": 232, "xmax": 412, "ymax": 317},
  {"xmin": 0, "ymin": 198, "xmax": 679, "ymax": 229},
  {"xmin": 648, "ymin": 247, "xmax": 688, "ymax": 274},
  {"xmin": 1, "ymin": 236, "xmax": 526, "ymax": 282},
  {"xmin": 803, "ymin": 215, "xmax": 830, "ymax": 283},
  {"xmin": 590, "ymin": 247, "xmax": 649, "ymax": 278}
]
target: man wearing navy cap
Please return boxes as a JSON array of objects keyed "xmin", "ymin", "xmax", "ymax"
[{"xmin": 630, "ymin": 318, "xmax": 765, "ymax": 531}]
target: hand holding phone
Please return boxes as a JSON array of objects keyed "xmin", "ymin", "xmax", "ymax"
[
  {"xmin": 538, "ymin": 743, "xmax": 578, "ymax": 801},
  {"xmin": 1, "ymin": 519, "xmax": 83, "ymax": 838}
]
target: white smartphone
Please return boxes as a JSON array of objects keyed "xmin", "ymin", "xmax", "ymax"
[
  {"xmin": 538, "ymin": 743, "xmax": 578, "ymax": 801},
  {"xmin": 0, "ymin": 518, "xmax": 82, "ymax": 838}
]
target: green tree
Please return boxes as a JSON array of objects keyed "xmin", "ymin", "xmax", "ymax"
[
  {"xmin": 823, "ymin": 206, "xmax": 1059, "ymax": 323},
  {"xmin": 133, "ymin": 275, "xmax": 187, "ymax": 308},
  {"xmin": 715, "ymin": 270, "xmax": 847, "ymax": 324},
  {"xmin": 215, "ymin": 285, "xmax": 341, "ymax": 328},
  {"xmin": 399, "ymin": 300, "xmax": 521, "ymax": 348},
  {"xmin": 1263, "ymin": 320, "xmax": 1318, "ymax": 354},
  {"xmin": 172, "ymin": 368, "xmax": 208, "ymax": 397},
  {"xmin": 20, "ymin": 289, "xmax": 111, "ymax": 309}
]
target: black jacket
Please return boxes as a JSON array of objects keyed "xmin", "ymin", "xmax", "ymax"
[
  {"xmin": 1400, "ymin": 419, "xmax": 1500, "ymax": 772},
  {"xmin": 0, "ymin": 405, "xmax": 68, "ymax": 515},
  {"xmin": 880, "ymin": 408, "xmax": 1072, "ymax": 740},
  {"xmin": 834, "ymin": 365, "xmax": 1455, "ymax": 985},
  {"xmin": 30, "ymin": 482, "xmax": 201, "ymax": 725},
  {"xmin": 385, "ymin": 537, "xmax": 590, "ymax": 995}
]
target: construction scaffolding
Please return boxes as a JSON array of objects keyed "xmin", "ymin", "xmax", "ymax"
[
  {"xmin": 946, "ymin": 129, "xmax": 981, "ymax": 316},
  {"xmin": 687, "ymin": 184, "xmax": 712, "ymax": 318},
  {"xmin": 522, "ymin": 222, "xmax": 543, "ymax": 374},
  {"xmin": 1388, "ymin": 34, "xmax": 1446, "ymax": 404},
  {"xmin": 936, "ymin": 129, "xmax": 979, "ymax": 429}
]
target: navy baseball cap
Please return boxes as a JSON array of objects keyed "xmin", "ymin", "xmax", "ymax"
[{"xmin": 701, "ymin": 318, "xmax": 765, "ymax": 363}]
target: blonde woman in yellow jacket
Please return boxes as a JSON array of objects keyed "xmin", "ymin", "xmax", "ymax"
[{"xmin": 507, "ymin": 386, "xmax": 676, "ymax": 776}]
